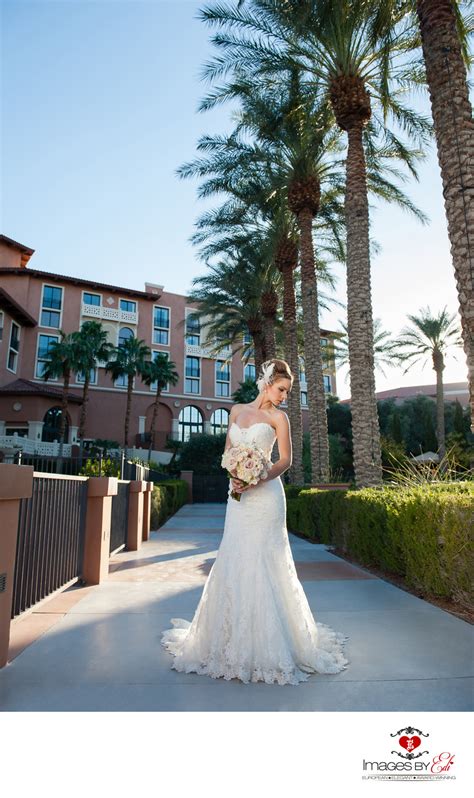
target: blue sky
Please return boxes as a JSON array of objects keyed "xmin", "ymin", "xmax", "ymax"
[{"xmin": 2, "ymin": 0, "xmax": 471, "ymax": 399}]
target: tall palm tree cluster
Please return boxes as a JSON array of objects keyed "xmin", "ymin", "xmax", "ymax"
[
  {"xmin": 42, "ymin": 321, "xmax": 179, "ymax": 454},
  {"xmin": 181, "ymin": 0, "xmax": 472, "ymax": 487}
]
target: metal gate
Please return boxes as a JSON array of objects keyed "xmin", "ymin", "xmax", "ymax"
[
  {"xmin": 110, "ymin": 480, "xmax": 130, "ymax": 553},
  {"xmin": 192, "ymin": 474, "xmax": 229, "ymax": 503},
  {"xmin": 13, "ymin": 475, "xmax": 88, "ymax": 618}
]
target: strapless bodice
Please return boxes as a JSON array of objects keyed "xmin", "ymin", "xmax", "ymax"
[{"xmin": 229, "ymin": 421, "xmax": 276, "ymax": 456}]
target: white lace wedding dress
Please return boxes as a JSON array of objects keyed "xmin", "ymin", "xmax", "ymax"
[{"xmin": 161, "ymin": 421, "xmax": 350, "ymax": 685}]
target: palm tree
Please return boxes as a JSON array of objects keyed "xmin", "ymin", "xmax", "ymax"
[
  {"xmin": 142, "ymin": 353, "xmax": 179, "ymax": 459},
  {"xmin": 231, "ymin": 69, "xmax": 345, "ymax": 481},
  {"xmin": 179, "ymin": 133, "xmax": 342, "ymax": 483},
  {"xmin": 395, "ymin": 306, "xmax": 463, "ymax": 460},
  {"xmin": 105, "ymin": 336, "xmax": 151, "ymax": 449},
  {"xmin": 41, "ymin": 331, "xmax": 81, "ymax": 456},
  {"xmin": 273, "ymin": 220, "xmax": 305, "ymax": 484},
  {"xmin": 416, "ymin": 0, "xmax": 474, "ymax": 427},
  {"xmin": 331, "ymin": 317, "xmax": 402, "ymax": 381},
  {"xmin": 186, "ymin": 251, "xmax": 269, "ymax": 374},
  {"xmin": 198, "ymin": 0, "xmax": 432, "ymax": 487},
  {"xmin": 73, "ymin": 320, "xmax": 114, "ymax": 448}
]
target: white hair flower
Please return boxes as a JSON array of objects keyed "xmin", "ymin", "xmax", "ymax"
[{"xmin": 256, "ymin": 361, "xmax": 275, "ymax": 392}]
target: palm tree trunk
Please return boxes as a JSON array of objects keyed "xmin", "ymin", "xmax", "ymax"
[
  {"xmin": 78, "ymin": 374, "xmax": 90, "ymax": 448},
  {"xmin": 417, "ymin": 0, "xmax": 474, "ymax": 431},
  {"xmin": 261, "ymin": 287, "xmax": 278, "ymax": 359},
  {"xmin": 248, "ymin": 317, "xmax": 265, "ymax": 375},
  {"xmin": 345, "ymin": 123, "xmax": 383, "ymax": 488},
  {"xmin": 149, "ymin": 388, "xmax": 161, "ymax": 461},
  {"xmin": 124, "ymin": 374, "xmax": 134, "ymax": 450},
  {"xmin": 281, "ymin": 264, "xmax": 305, "ymax": 485},
  {"xmin": 262, "ymin": 314, "xmax": 276, "ymax": 360},
  {"xmin": 433, "ymin": 349, "xmax": 446, "ymax": 461},
  {"xmin": 59, "ymin": 369, "xmax": 70, "ymax": 458},
  {"xmin": 298, "ymin": 207, "xmax": 330, "ymax": 482}
]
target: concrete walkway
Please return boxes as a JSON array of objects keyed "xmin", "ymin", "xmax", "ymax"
[{"xmin": 1, "ymin": 502, "xmax": 472, "ymax": 712}]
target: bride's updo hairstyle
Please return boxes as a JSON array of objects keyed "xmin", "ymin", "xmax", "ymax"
[{"xmin": 256, "ymin": 358, "xmax": 294, "ymax": 393}]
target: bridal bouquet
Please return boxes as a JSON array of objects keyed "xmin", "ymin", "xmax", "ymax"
[{"xmin": 221, "ymin": 443, "xmax": 271, "ymax": 501}]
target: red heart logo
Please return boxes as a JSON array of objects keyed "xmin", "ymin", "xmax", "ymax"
[{"xmin": 399, "ymin": 736, "xmax": 421, "ymax": 752}]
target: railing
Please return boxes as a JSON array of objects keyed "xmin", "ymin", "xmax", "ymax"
[
  {"xmin": 12, "ymin": 474, "xmax": 89, "ymax": 618},
  {"xmin": 185, "ymin": 342, "xmax": 232, "ymax": 359},
  {"xmin": 13, "ymin": 451, "xmax": 127, "ymax": 478},
  {"xmin": 0, "ymin": 435, "xmax": 72, "ymax": 457},
  {"xmin": 11, "ymin": 450, "xmax": 177, "ymax": 483},
  {"xmin": 81, "ymin": 302, "xmax": 138, "ymax": 325},
  {"xmin": 110, "ymin": 481, "xmax": 129, "ymax": 554}
]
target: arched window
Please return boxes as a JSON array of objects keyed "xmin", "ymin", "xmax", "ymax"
[
  {"xmin": 42, "ymin": 406, "xmax": 70, "ymax": 442},
  {"xmin": 118, "ymin": 327, "xmax": 134, "ymax": 347},
  {"xmin": 210, "ymin": 408, "xmax": 229, "ymax": 435},
  {"xmin": 178, "ymin": 405, "xmax": 203, "ymax": 442}
]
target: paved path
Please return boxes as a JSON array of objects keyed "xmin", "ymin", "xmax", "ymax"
[{"xmin": 1, "ymin": 503, "xmax": 472, "ymax": 711}]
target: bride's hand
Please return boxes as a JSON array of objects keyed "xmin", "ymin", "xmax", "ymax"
[{"xmin": 231, "ymin": 477, "xmax": 246, "ymax": 493}]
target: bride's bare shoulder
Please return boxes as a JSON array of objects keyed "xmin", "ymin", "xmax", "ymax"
[
  {"xmin": 273, "ymin": 409, "xmax": 290, "ymax": 429},
  {"xmin": 229, "ymin": 403, "xmax": 242, "ymax": 420}
]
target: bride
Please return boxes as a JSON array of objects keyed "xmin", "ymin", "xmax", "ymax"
[{"xmin": 161, "ymin": 358, "xmax": 349, "ymax": 685}]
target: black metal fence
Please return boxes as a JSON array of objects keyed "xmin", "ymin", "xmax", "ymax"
[
  {"xmin": 12, "ymin": 475, "xmax": 88, "ymax": 618},
  {"xmin": 192, "ymin": 474, "xmax": 229, "ymax": 503},
  {"xmin": 13, "ymin": 450, "xmax": 174, "ymax": 483},
  {"xmin": 110, "ymin": 480, "xmax": 130, "ymax": 554}
]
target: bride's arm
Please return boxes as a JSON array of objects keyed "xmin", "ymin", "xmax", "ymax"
[
  {"xmin": 223, "ymin": 404, "xmax": 239, "ymax": 453},
  {"xmin": 263, "ymin": 412, "xmax": 292, "ymax": 481}
]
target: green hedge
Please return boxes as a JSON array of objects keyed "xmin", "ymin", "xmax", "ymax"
[
  {"xmin": 286, "ymin": 482, "xmax": 474, "ymax": 606},
  {"xmin": 150, "ymin": 479, "xmax": 189, "ymax": 529}
]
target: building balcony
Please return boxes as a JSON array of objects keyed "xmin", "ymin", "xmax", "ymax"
[
  {"xmin": 81, "ymin": 303, "xmax": 138, "ymax": 325},
  {"xmin": 0, "ymin": 435, "xmax": 72, "ymax": 457},
  {"xmin": 185, "ymin": 342, "xmax": 232, "ymax": 360}
]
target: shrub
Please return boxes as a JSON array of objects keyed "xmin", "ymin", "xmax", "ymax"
[
  {"xmin": 79, "ymin": 457, "xmax": 120, "ymax": 477},
  {"xmin": 177, "ymin": 433, "xmax": 227, "ymax": 475},
  {"xmin": 150, "ymin": 479, "xmax": 188, "ymax": 529},
  {"xmin": 287, "ymin": 483, "xmax": 474, "ymax": 606}
]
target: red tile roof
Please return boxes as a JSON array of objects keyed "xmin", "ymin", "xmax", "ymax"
[
  {"xmin": 0, "ymin": 288, "xmax": 38, "ymax": 326},
  {"xmin": 0, "ymin": 378, "xmax": 83, "ymax": 403},
  {"xmin": 0, "ymin": 267, "xmax": 161, "ymax": 301}
]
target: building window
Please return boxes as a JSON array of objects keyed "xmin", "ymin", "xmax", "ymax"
[
  {"xmin": 178, "ymin": 405, "xmax": 203, "ymax": 442},
  {"xmin": 40, "ymin": 285, "xmax": 63, "ymax": 328},
  {"xmin": 5, "ymin": 426, "xmax": 28, "ymax": 437},
  {"xmin": 83, "ymin": 292, "xmax": 101, "ymax": 306},
  {"xmin": 7, "ymin": 322, "xmax": 20, "ymax": 372},
  {"xmin": 215, "ymin": 359, "xmax": 230, "ymax": 397},
  {"xmin": 244, "ymin": 363, "xmax": 256, "ymax": 382},
  {"xmin": 153, "ymin": 306, "xmax": 170, "ymax": 345},
  {"xmin": 36, "ymin": 333, "xmax": 59, "ymax": 378},
  {"xmin": 76, "ymin": 367, "xmax": 97, "ymax": 385},
  {"xmin": 0, "ymin": 311, "xmax": 4, "ymax": 341},
  {"xmin": 323, "ymin": 375, "xmax": 332, "ymax": 393},
  {"xmin": 150, "ymin": 350, "xmax": 170, "ymax": 392},
  {"xmin": 42, "ymin": 406, "xmax": 69, "ymax": 443},
  {"xmin": 120, "ymin": 299, "xmax": 136, "ymax": 313},
  {"xmin": 210, "ymin": 408, "xmax": 229, "ymax": 435},
  {"xmin": 185, "ymin": 356, "xmax": 200, "ymax": 393},
  {"xmin": 186, "ymin": 313, "xmax": 201, "ymax": 346},
  {"xmin": 243, "ymin": 329, "xmax": 252, "ymax": 344},
  {"xmin": 301, "ymin": 390, "xmax": 308, "ymax": 406},
  {"xmin": 321, "ymin": 337, "xmax": 331, "ymax": 367},
  {"xmin": 299, "ymin": 356, "xmax": 306, "ymax": 384},
  {"xmin": 118, "ymin": 327, "xmax": 134, "ymax": 346}
]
